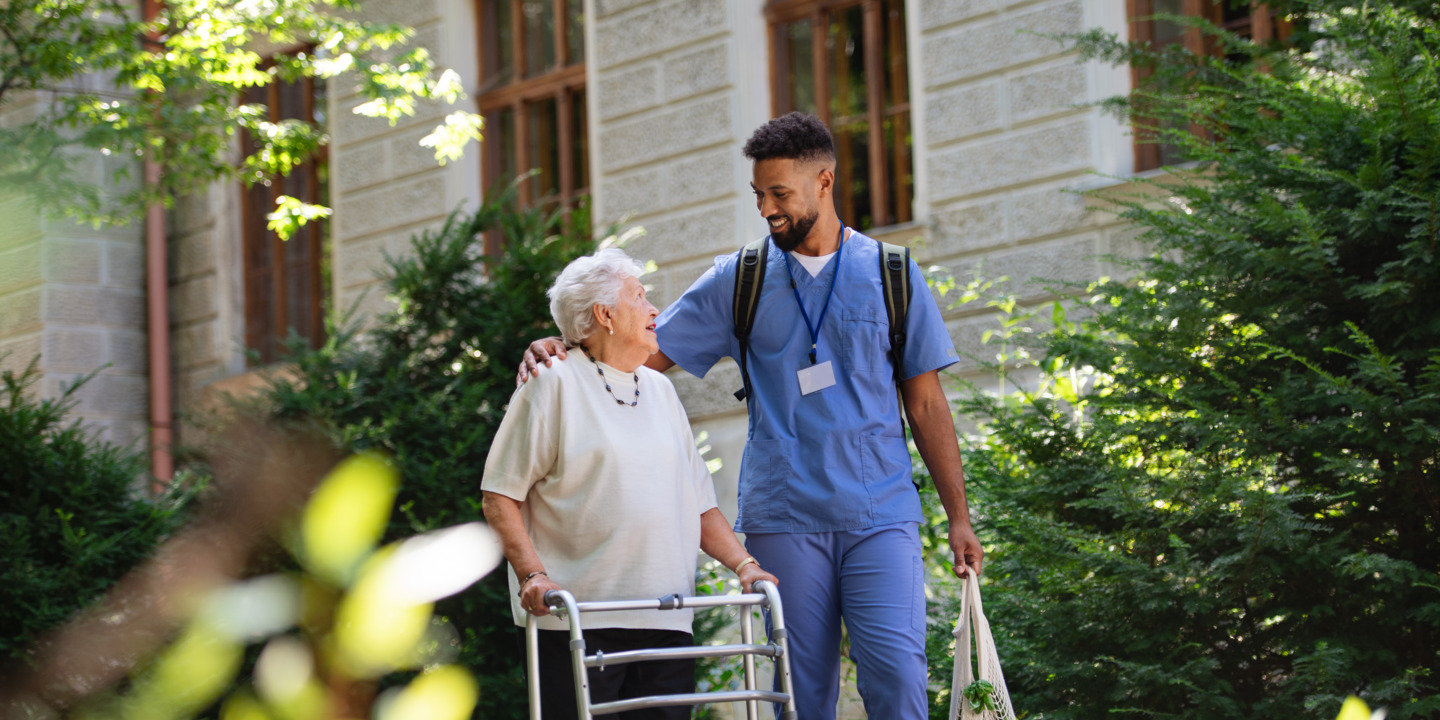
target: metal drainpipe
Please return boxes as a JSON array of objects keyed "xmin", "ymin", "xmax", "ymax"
[
  {"xmin": 142, "ymin": 0, "xmax": 172, "ymax": 488},
  {"xmin": 145, "ymin": 158, "xmax": 173, "ymax": 488}
]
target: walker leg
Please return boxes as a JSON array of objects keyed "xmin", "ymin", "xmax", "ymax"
[
  {"xmin": 526, "ymin": 615, "xmax": 542, "ymax": 720},
  {"xmin": 759, "ymin": 582, "xmax": 798, "ymax": 720},
  {"xmin": 741, "ymin": 605, "xmax": 758, "ymax": 720},
  {"xmin": 554, "ymin": 592, "xmax": 591, "ymax": 720}
]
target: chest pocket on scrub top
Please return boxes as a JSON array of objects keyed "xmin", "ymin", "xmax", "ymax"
[{"xmin": 840, "ymin": 308, "xmax": 889, "ymax": 373}]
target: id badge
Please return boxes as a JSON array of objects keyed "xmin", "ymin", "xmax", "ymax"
[{"xmin": 798, "ymin": 360, "xmax": 836, "ymax": 395}]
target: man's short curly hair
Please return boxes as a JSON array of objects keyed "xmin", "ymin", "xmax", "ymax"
[{"xmin": 742, "ymin": 112, "xmax": 836, "ymax": 165}]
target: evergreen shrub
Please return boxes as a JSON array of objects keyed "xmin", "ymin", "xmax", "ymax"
[
  {"xmin": 0, "ymin": 359, "xmax": 194, "ymax": 668},
  {"xmin": 924, "ymin": 3, "xmax": 1439, "ymax": 718}
]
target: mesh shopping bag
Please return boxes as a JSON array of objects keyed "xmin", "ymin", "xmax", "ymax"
[{"xmin": 949, "ymin": 571, "xmax": 1016, "ymax": 720}]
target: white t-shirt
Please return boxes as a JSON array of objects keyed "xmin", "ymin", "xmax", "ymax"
[
  {"xmin": 482, "ymin": 354, "xmax": 718, "ymax": 632},
  {"xmin": 789, "ymin": 250, "xmax": 835, "ymax": 277}
]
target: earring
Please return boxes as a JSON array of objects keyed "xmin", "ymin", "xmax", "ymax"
[{"xmin": 609, "ymin": 327, "xmax": 614, "ymax": 335}]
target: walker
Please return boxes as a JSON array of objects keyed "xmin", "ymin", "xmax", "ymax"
[{"xmin": 525, "ymin": 580, "xmax": 797, "ymax": 719}]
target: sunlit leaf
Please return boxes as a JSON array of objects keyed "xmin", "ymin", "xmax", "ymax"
[
  {"xmin": 1054, "ymin": 376, "xmax": 1079, "ymax": 404},
  {"xmin": 377, "ymin": 665, "xmax": 478, "ymax": 720},
  {"xmin": 254, "ymin": 636, "xmax": 314, "ymax": 704},
  {"xmin": 333, "ymin": 546, "xmax": 434, "ymax": 677},
  {"xmin": 419, "ymin": 111, "xmax": 483, "ymax": 165},
  {"xmin": 220, "ymin": 691, "xmax": 273, "ymax": 720},
  {"xmin": 200, "ymin": 574, "xmax": 302, "ymax": 641},
  {"xmin": 300, "ymin": 452, "xmax": 399, "ymax": 586},
  {"xmin": 266, "ymin": 195, "xmax": 333, "ymax": 241},
  {"xmin": 374, "ymin": 522, "xmax": 501, "ymax": 605},
  {"xmin": 123, "ymin": 622, "xmax": 243, "ymax": 720}
]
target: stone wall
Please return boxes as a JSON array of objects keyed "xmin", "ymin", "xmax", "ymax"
[
  {"xmin": 155, "ymin": 0, "xmax": 483, "ymax": 442},
  {"xmin": 589, "ymin": 0, "xmax": 770, "ymax": 306},
  {"xmin": 328, "ymin": 0, "xmax": 480, "ymax": 324},
  {"xmin": 166, "ymin": 179, "xmax": 247, "ymax": 446},
  {"xmin": 0, "ymin": 0, "xmax": 486, "ymax": 452},
  {"xmin": 914, "ymin": 0, "xmax": 1139, "ymax": 379},
  {"xmin": 0, "ymin": 91, "xmax": 152, "ymax": 449}
]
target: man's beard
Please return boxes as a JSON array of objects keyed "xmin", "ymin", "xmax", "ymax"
[{"xmin": 769, "ymin": 208, "xmax": 818, "ymax": 252}]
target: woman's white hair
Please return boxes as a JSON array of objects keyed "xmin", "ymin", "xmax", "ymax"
[{"xmin": 548, "ymin": 248, "xmax": 646, "ymax": 345}]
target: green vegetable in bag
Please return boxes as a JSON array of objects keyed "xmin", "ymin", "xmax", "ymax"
[{"xmin": 963, "ymin": 679, "xmax": 997, "ymax": 713}]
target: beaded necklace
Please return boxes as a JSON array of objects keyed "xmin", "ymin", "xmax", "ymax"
[{"xmin": 579, "ymin": 345, "xmax": 639, "ymax": 407}]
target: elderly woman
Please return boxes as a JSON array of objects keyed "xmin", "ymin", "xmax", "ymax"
[{"xmin": 482, "ymin": 248, "xmax": 776, "ymax": 720}]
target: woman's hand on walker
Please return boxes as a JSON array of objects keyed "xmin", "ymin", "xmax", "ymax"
[
  {"xmin": 737, "ymin": 562, "xmax": 779, "ymax": 594},
  {"xmin": 521, "ymin": 573, "xmax": 563, "ymax": 617}
]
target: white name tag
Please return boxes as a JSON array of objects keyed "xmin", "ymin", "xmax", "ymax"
[{"xmin": 797, "ymin": 360, "xmax": 836, "ymax": 395}]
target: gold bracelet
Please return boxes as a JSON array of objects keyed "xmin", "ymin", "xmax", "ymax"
[{"xmin": 734, "ymin": 557, "xmax": 758, "ymax": 574}]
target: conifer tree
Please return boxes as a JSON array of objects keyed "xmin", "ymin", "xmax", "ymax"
[{"xmin": 933, "ymin": 3, "xmax": 1440, "ymax": 718}]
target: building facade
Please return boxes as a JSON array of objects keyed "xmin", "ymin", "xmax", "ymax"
[
  {"xmin": 0, "ymin": 0, "xmax": 1149, "ymax": 511},
  {"xmin": 1, "ymin": 0, "xmax": 1294, "ymax": 715},
  {"xmin": 4, "ymin": 0, "xmax": 1274, "ymax": 517}
]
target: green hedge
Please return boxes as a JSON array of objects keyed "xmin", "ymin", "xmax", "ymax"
[
  {"xmin": 1, "ymin": 359, "xmax": 194, "ymax": 668},
  {"xmin": 923, "ymin": 3, "xmax": 1440, "ymax": 718}
]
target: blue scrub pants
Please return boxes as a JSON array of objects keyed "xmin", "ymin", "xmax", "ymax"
[{"xmin": 746, "ymin": 522, "xmax": 928, "ymax": 720}]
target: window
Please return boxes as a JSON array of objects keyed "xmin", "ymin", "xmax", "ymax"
[
  {"xmin": 240, "ymin": 73, "xmax": 328, "ymax": 366},
  {"xmin": 767, "ymin": 0, "xmax": 912, "ymax": 231},
  {"xmin": 1128, "ymin": 1, "xmax": 1292, "ymax": 171},
  {"xmin": 478, "ymin": 0, "xmax": 588, "ymax": 255}
]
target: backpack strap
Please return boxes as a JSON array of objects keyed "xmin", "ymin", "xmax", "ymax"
[
  {"xmin": 879, "ymin": 240, "xmax": 912, "ymax": 381},
  {"xmin": 879, "ymin": 240, "xmax": 917, "ymax": 478},
  {"xmin": 731, "ymin": 237, "xmax": 911, "ymax": 404},
  {"xmin": 732, "ymin": 236, "xmax": 769, "ymax": 402}
]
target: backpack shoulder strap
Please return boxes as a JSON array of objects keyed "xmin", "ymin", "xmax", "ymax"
[
  {"xmin": 879, "ymin": 239, "xmax": 919, "ymax": 486},
  {"xmin": 878, "ymin": 240, "xmax": 912, "ymax": 381},
  {"xmin": 732, "ymin": 236, "xmax": 769, "ymax": 402}
]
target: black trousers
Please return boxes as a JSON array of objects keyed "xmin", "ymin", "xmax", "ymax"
[{"xmin": 521, "ymin": 627, "xmax": 696, "ymax": 720}]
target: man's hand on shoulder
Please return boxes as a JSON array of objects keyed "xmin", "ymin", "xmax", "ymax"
[{"xmin": 517, "ymin": 337, "xmax": 567, "ymax": 386}]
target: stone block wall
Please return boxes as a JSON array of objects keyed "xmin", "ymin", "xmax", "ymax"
[
  {"xmin": 328, "ymin": 0, "xmax": 480, "ymax": 323},
  {"xmin": 0, "ymin": 91, "xmax": 152, "ymax": 448},
  {"xmin": 2, "ymin": 0, "xmax": 482, "ymax": 453},
  {"xmin": 166, "ymin": 180, "xmax": 247, "ymax": 446},
  {"xmin": 588, "ymin": 0, "xmax": 772, "ymax": 305},
  {"xmin": 914, "ymin": 0, "xmax": 1139, "ymax": 381}
]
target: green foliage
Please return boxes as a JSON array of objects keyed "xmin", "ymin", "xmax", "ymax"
[
  {"xmin": 0, "ymin": 358, "xmax": 194, "ymax": 667},
  {"xmin": 690, "ymin": 559, "xmax": 744, "ymax": 719},
  {"xmin": 0, "ymin": 0, "xmax": 480, "ymax": 235},
  {"xmin": 924, "ymin": 3, "xmax": 1440, "ymax": 719},
  {"xmin": 262, "ymin": 182, "xmax": 598, "ymax": 718},
  {"xmin": 963, "ymin": 679, "xmax": 999, "ymax": 715},
  {"xmin": 24, "ymin": 449, "xmax": 495, "ymax": 720}
]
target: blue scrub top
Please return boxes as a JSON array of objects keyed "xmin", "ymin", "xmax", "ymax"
[{"xmin": 655, "ymin": 231, "xmax": 959, "ymax": 533}]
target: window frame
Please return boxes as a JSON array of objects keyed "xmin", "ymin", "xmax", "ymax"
[
  {"xmin": 239, "ymin": 62, "xmax": 328, "ymax": 367},
  {"xmin": 477, "ymin": 0, "xmax": 588, "ymax": 255},
  {"xmin": 765, "ymin": 0, "xmax": 913, "ymax": 230},
  {"xmin": 1127, "ymin": 1, "xmax": 1292, "ymax": 172}
]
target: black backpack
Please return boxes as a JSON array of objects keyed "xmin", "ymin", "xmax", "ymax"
[{"xmin": 731, "ymin": 236, "xmax": 912, "ymax": 403}]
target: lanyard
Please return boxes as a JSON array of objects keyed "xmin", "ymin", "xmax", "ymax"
[{"xmin": 779, "ymin": 224, "xmax": 846, "ymax": 365}]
